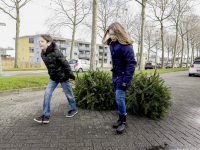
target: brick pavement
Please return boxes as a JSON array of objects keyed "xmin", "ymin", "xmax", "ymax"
[{"xmin": 0, "ymin": 71, "xmax": 200, "ymax": 150}]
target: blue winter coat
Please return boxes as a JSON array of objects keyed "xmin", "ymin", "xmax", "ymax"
[{"xmin": 110, "ymin": 41, "xmax": 137, "ymax": 91}]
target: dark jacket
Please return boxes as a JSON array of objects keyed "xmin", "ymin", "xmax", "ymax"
[
  {"xmin": 41, "ymin": 42, "xmax": 74, "ymax": 82},
  {"xmin": 110, "ymin": 41, "xmax": 137, "ymax": 91}
]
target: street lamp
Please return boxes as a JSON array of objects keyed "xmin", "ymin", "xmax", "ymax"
[{"xmin": 0, "ymin": 22, "xmax": 6, "ymax": 76}]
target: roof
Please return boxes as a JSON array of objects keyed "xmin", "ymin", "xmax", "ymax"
[
  {"xmin": 0, "ymin": 47, "xmax": 14, "ymax": 50},
  {"xmin": 14, "ymin": 35, "xmax": 107, "ymax": 46}
]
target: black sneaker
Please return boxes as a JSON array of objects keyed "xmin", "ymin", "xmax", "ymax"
[
  {"xmin": 66, "ymin": 110, "xmax": 78, "ymax": 118},
  {"xmin": 34, "ymin": 115, "xmax": 49, "ymax": 124}
]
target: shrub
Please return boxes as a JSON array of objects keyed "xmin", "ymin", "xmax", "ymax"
[
  {"xmin": 73, "ymin": 69, "xmax": 117, "ymax": 111},
  {"xmin": 126, "ymin": 71, "xmax": 173, "ymax": 120}
]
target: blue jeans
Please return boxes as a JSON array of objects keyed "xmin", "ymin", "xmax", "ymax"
[
  {"xmin": 116, "ymin": 90, "xmax": 126, "ymax": 115},
  {"xmin": 43, "ymin": 79, "xmax": 76, "ymax": 118}
]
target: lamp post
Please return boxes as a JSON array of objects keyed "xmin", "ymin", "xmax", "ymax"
[{"xmin": 0, "ymin": 23, "xmax": 6, "ymax": 76}]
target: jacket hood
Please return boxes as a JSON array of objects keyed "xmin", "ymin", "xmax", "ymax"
[{"xmin": 46, "ymin": 42, "xmax": 56, "ymax": 54}]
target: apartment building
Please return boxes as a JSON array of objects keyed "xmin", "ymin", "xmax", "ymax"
[{"xmin": 16, "ymin": 35, "xmax": 111, "ymax": 67}]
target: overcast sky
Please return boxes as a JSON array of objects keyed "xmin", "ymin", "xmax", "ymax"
[{"xmin": 0, "ymin": 0, "xmax": 200, "ymax": 57}]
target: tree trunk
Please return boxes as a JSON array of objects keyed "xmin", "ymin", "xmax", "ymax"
[
  {"xmin": 90, "ymin": 0, "xmax": 98, "ymax": 70},
  {"xmin": 147, "ymin": 46, "xmax": 150, "ymax": 62},
  {"xmin": 70, "ymin": 0, "xmax": 77, "ymax": 60},
  {"xmin": 172, "ymin": 23, "xmax": 179, "ymax": 68},
  {"xmin": 167, "ymin": 49, "xmax": 169, "ymax": 65},
  {"xmin": 14, "ymin": 4, "xmax": 20, "ymax": 68},
  {"xmin": 101, "ymin": 45, "xmax": 105, "ymax": 67},
  {"xmin": 180, "ymin": 35, "xmax": 184, "ymax": 68},
  {"xmin": 161, "ymin": 21, "xmax": 164, "ymax": 68},
  {"xmin": 139, "ymin": 1, "xmax": 146, "ymax": 70},
  {"xmin": 137, "ymin": 41, "xmax": 140, "ymax": 68},
  {"xmin": 70, "ymin": 25, "xmax": 76, "ymax": 59},
  {"xmin": 191, "ymin": 41, "xmax": 194, "ymax": 62},
  {"xmin": 186, "ymin": 33, "xmax": 190, "ymax": 67}
]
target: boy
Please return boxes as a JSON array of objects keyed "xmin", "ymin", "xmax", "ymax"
[{"xmin": 34, "ymin": 34, "xmax": 77, "ymax": 124}]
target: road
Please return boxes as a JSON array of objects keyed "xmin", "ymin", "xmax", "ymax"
[
  {"xmin": 0, "ymin": 71, "xmax": 200, "ymax": 149},
  {"xmin": 2, "ymin": 68, "xmax": 111, "ymax": 76}
]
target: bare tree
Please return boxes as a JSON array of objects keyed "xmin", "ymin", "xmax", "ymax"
[
  {"xmin": 129, "ymin": 14, "xmax": 142, "ymax": 68},
  {"xmin": 170, "ymin": 0, "xmax": 192, "ymax": 68},
  {"xmin": 85, "ymin": 0, "xmax": 127, "ymax": 67},
  {"xmin": 144, "ymin": 23, "xmax": 158, "ymax": 62},
  {"xmin": 164, "ymin": 33, "xmax": 175, "ymax": 65},
  {"xmin": 148, "ymin": 0, "xmax": 174, "ymax": 68},
  {"xmin": 0, "ymin": 0, "xmax": 31, "ymax": 68},
  {"xmin": 90, "ymin": 0, "xmax": 98, "ymax": 70},
  {"xmin": 47, "ymin": 0, "xmax": 91, "ymax": 60},
  {"xmin": 135, "ymin": 0, "xmax": 152, "ymax": 70}
]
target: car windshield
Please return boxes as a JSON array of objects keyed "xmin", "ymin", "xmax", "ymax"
[
  {"xmin": 146, "ymin": 63, "xmax": 151, "ymax": 65},
  {"xmin": 194, "ymin": 61, "xmax": 200, "ymax": 64},
  {"xmin": 68, "ymin": 60, "xmax": 78, "ymax": 64}
]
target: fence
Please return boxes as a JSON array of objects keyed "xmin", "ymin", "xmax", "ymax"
[{"xmin": 2, "ymin": 57, "xmax": 46, "ymax": 68}]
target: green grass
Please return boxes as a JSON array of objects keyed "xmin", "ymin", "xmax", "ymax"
[
  {"xmin": 3, "ymin": 68, "xmax": 47, "ymax": 71},
  {"xmin": 135, "ymin": 68, "xmax": 189, "ymax": 74},
  {"xmin": 0, "ymin": 68, "xmax": 188, "ymax": 91}
]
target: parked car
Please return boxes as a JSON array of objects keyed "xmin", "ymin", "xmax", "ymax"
[
  {"xmin": 156, "ymin": 63, "xmax": 161, "ymax": 69},
  {"xmin": 145, "ymin": 63, "xmax": 155, "ymax": 70},
  {"xmin": 182, "ymin": 64, "xmax": 186, "ymax": 68},
  {"xmin": 166, "ymin": 64, "xmax": 172, "ymax": 68},
  {"xmin": 174, "ymin": 64, "xmax": 180, "ymax": 68},
  {"xmin": 189, "ymin": 59, "xmax": 200, "ymax": 76},
  {"xmin": 68, "ymin": 59, "xmax": 90, "ymax": 72}
]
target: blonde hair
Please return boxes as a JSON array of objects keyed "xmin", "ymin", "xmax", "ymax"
[{"xmin": 102, "ymin": 22, "xmax": 134, "ymax": 45}]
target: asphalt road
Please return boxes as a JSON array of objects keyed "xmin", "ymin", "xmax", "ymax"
[{"xmin": 2, "ymin": 68, "xmax": 112, "ymax": 76}]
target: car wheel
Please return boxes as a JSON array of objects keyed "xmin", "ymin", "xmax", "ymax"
[
  {"xmin": 189, "ymin": 73, "xmax": 192, "ymax": 76},
  {"xmin": 78, "ymin": 68, "xmax": 83, "ymax": 73}
]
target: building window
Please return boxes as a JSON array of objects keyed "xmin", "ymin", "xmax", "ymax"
[
  {"xmin": 29, "ymin": 56, "xmax": 34, "ymax": 63},
  {"xmin": 60, "ymin": 41, "xmax": 66, "ymax": 44},
  {"xmin": 37, "ymin": 58, "xmax": 39, "ymax": 62},
  {"xmin": 104, "ymin": 59, "xmax": 107, "ymax": 63},
  {"xmin": 74, "ymin": 52, "xmax": 77, "ymax": 55},
  {"xmin": 75, "ymin": 43, "xmax": 78, "ymax": 47},
  {"xmin": 29, "ymin": 47, "xmax": 34, "ymax": 53},
  {"xmin": 79, "ymin": 43, "xmax": 83, "ymax": 47},
  {"xmin": 29, "ymin": 38, "xmax": 34, "ymax": 43},
  {"xmin": 105, "ymin": 47, "xmax": 107, "ymax": 50},
  {"xmin": 105, "ymin": 53, "xmax": 107, "ymax": 56},
  {"xmin": 85, "ymin": 44, "xmax": 89, "ymax": 48},
  {"xmin": 37, "ymin": 48, "xmax": 39, "ymax": 53}
]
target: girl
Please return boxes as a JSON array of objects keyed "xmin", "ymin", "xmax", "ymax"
[{"xmin": 102, "ymin": 22, "xmax": 137, "ymax": 134}]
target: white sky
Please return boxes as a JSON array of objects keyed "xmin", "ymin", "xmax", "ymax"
[{"xmin": 0, "ymin": 0, "xmax": 200, "ymax": 57}]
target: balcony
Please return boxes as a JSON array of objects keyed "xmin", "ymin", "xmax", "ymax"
[
  {"xmin": 99, "ymin": 49, "xmax": 108, "ymax": 53},
  {"xmin": 58, "ymin": 44, "xmax": 67, "ymax": 49},
  {"xmin": 78, "ymin": 47, "xmax": 91, "ymax": 51},
  {"xmin": 78, "ymin": 54, "xmax": 90, "ymax": 59},
  {"xmin": 63, "ymin": 53, "xmax": 69, "ymax": 57},
  {"xmin": 99, "ymin": 56, "xmax": 108, "ymax": 59}
]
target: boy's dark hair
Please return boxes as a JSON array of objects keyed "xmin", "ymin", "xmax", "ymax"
[{"xmin": 40, "ymin": 34, "xmax": 53, "ymax": 43}]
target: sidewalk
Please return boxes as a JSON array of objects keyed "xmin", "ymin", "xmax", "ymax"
[{"xmin": 0, "ymin": 71, "xmax": 200, "ymax": 150}]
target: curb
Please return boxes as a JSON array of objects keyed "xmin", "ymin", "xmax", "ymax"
[{"xmin": 0, "ymin": 84, "xmax": 62, "ymax": 96}]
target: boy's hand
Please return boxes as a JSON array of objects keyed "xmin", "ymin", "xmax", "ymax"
[{"xmin": 69, "ymin": 73, "xmax": 76, "ymax": 80}]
